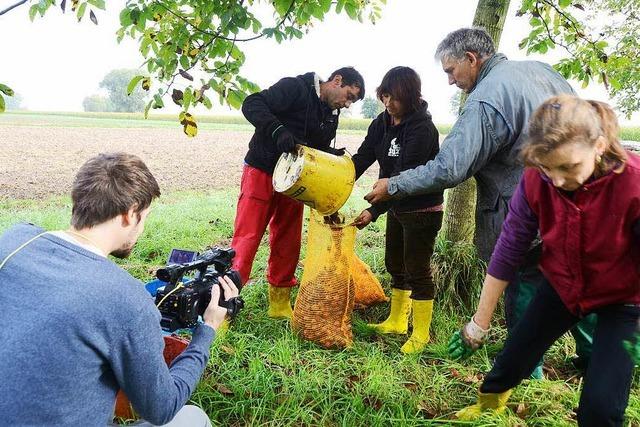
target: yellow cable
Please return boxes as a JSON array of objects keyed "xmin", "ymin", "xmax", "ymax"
[
  {"xmin": 0, "ymin": 232, "xmax": 49, "ymax": 272},
  {"xmin": 155, "ymin": 283, "xmax": 184, "ymax": 308}
]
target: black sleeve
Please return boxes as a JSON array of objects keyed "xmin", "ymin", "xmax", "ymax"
[
  {"xmin": 395, "ymin": 120, "xmax": 440, "ymax": 175},
  {"xmin": 351, "ymin": 117, "xmax": 382, "ymax": 180},
  {"xmin": 241, "ymin": 77, "xmax": 306, "ymax": 139},
  {"xmin": 366, "ymin": 201, "xmax": 392, "ymax": 221}
]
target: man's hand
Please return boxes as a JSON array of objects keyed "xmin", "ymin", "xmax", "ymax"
[
  {"xmin": 202, "ymin": 276, "xmax": 239, "ymax": 331},
  {"xmin": 326, "ymin": 147, "xmax": 346, "ymax": 156},
  {"xmin": 351, "ymin": 210, "xmax": 373, "ymax": 229},
  {"xmin": 448, "ymin": 317, "xmax": 490, "ymax": 360},
  {"xmin": 364, "ymin": 178, "xmax": 391, "ymax": 204},
  {"xmin": 274, "ymin": 128, "xmax": 297, "ymax": 153}
]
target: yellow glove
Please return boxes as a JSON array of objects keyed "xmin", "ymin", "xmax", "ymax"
[{"xmin": 456, "ymin": 389, "xmax": 513, "ymax": 421}]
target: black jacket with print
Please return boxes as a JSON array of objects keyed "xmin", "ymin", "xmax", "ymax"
[
  {"xmin": 242, "ymin": 72, "xmax": 339, "ymax": 175},
  {"xmin": 351, "ymin": 100, "xmax": 444, "ymax": 220}
]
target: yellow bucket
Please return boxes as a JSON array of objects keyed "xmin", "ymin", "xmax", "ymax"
[{"xmin": 272, "ymin": 145, "xmax": 355, "ymax": 215}]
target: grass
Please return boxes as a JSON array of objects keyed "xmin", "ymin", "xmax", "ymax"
[
  {"xmin": 621, "ymin": 127, "xmax": 640, "ymax": 142},
  {"xmin": 2, "ymin": 183, "xmax": 639, "ymax": 426},
  {"xmin": 0, "ymin": 110, "xmax": 450, "ymax": 137},
  {"xmin": 3, "ymin": 111, "xmax": 640, "ymax": 143}
]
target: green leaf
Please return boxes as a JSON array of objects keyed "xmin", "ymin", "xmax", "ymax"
[
  {"xmin": 274, "ymin": 0, "xmax": 290, "ymax": 16},
  {"xmin": 226, "ymin": 89, "xmax": 245, "ymax": 109},
  {"xmin": 180, "ymin": 55, "xmax": 190, "ymax": 70},
  {"xmin": 77, "ymin": 2, "xmax": 87, "ymax": 21},
  {"xmin": 29, "ymin": 4, "xmax": 38, "ymax": 21},
  {"xmin": 0, "ymin": 83, "xmax": 14, "ymax": 97},
  {"xmin": 87, "ymin": 0, "xmax": 105, "ymax": 9},
  {"xmin": 609, "ymin": 76, "xmax": 621, "ymax": 90},
  {"xmin": 320, "ymin": 0, "xmax": 332, "ymax": 13},
  {"xmin": 119, "ymin": 8, "xmax": 131, "ymax": 25},
  {"xmin": 529, "ymin": 17, "xmax": 542, "ymax": 27},
  {"xmin": 344, "ymin": 3, "xmax": 358, "ymax": 19},
  {"xmin": 183, "ymin": 87, "xmax": 193, "ymax": 111},
  {"xmin": 126, "ymin": 75, "xmax": 145, "ymax": 95},
  {"xmin": 153, "ymin": 94, "xmax": 164, "ymax": 109},
  {"xmin": 310, "ymin": 4, "xmax": 324, "ymax": 19},
  {"xmin": 538, "ymin": 41, "xmax": 548, "ymax": 54},
  {"xmin": 144, "ymin": 100, "xmax": 153, "ymax": 119},
  {"xmin": 0, "ymin": 95, "xmax": 5, "ymax": 113},
  {"xmin": 202, "ymin": 95, "xmax": 212, "ymax": 109},
  {"xmin": 559, "ymin": 0, "xmax": 572, "ymax": 7}
]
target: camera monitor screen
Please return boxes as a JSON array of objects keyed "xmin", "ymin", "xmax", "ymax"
[{"xmin": 168, "ymin": 249, "xmax": 198, "ymax": 264}]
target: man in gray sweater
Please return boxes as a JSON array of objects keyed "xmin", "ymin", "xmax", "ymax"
[
  {"xmin": 365, "ymin": 27, "xmax": 594, "ymax": 375},
  {"xmin": 0, "ymin": 152, "xmax": 238, "ymax": 426}
]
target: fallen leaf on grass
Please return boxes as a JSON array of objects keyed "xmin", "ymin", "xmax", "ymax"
[
  {"xmin": 363, "ymin": 396, "xmax": 383, "ymax": 410},
  {"xmin": 346, "ymin": 374, "xmax": 361, "ymax": 390},
  {"xmin": 417, "ymin": 401, "xmax": 437, "ymax": 419},
  {"xmin": 402, "ymin": 382, "xmax": 418, "ymax": 392},
  {"xmin": 462, "ymin": 373, "xmax": 482, "ymax": 384},
  {"xmin": 216, "ymin": 384, "xmax": 234, "ymax": 395},
  {"xmin": 515, "ymin": 403, "xmax": 528, "ymax": 419},
  {"xmin": 220, "ymin": 345, "xmax": 235, "ymax": 355}
]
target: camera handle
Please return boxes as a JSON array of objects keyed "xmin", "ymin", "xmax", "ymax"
[{"xmin": 225, "ymin": 296, "xmax": 245, "ymax": 318}]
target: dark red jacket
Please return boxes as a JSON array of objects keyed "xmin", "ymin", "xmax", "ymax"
[{"xmin": 488, "ymin": 151, "xmax": 640, "ymax": 315}]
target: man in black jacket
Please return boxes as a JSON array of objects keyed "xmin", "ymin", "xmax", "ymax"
[{"xmin": 231, "ymin": 67, "xmax": 365, "ymax": 319}]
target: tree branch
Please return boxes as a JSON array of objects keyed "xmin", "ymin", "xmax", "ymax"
[
  {"xmin": 0, "ymin": 0, "xmax": 28, "ymax": 16},
  {"xmin": 155, "ymin": 0, "xmax": 296, "ymax": 43}
]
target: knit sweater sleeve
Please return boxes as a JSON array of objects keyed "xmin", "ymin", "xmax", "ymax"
[
  {"xmin": 110, "ymin": 305, "xmax": 215, "ymax": 425},
  {"xmin": 487, "ymin": 175, "xmax": 539, "ymax": 282}
]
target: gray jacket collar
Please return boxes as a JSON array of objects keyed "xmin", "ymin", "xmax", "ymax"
[{"xmin": 469, "ymin": 53, "xmax": 508, "ymax": 93}]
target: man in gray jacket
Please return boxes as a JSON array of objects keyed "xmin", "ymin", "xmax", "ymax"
[{"xmin": 365, "ymin": 27, "xmax": 594, "ymax": 375}]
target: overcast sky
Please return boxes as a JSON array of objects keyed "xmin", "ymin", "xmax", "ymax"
[{"xmin": 1, "ymin": 0, "xmax": 637, "ymax": 124}]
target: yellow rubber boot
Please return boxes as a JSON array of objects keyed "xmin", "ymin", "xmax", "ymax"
[
  {"xmin": 267, "ymin": 285, "xmax": 293, "ymax": 319},
  {"xmin": 456, "ymin": 389, "xmax": 513, "ymax": 421},
  {"xmin": 401, "ymin": 299, "xmax": 433, "ymax": 354},
  {"xmin": 368, "ymin": 289, "xmax": 412, "ymax": 334}
]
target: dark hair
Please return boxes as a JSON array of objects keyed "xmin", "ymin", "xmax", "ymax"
[
  {"xmin": 376, "ymin": 66, "xmax": 423, "ymax": 114},
  {"xmin": 328, "ymin": 66, "xmax": 366, "ymax": 100},
  {"xmin": 522, "ymin": 94, "xmax": 627, "ymax": 174},
  {"xmin": 71, "ymin": 152, "xmax": 161, "ymax": 229}
]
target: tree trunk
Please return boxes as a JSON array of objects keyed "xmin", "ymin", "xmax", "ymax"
[{"xmin": 440, "ymin": 0, "xmax": 511, "ymax": 244}]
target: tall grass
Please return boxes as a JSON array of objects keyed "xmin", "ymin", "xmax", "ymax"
[
  {"xmin": 431, "ymin": 239, "xmax": 486, "ymax": 316},
  {"xmin": 1, "ymin": 189, "xmax": 638, "ymax": 426}
]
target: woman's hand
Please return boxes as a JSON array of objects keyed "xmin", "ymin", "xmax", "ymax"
[{"xmin": 352, "ymin": 210, "xmax": 373, "ymax": 229}]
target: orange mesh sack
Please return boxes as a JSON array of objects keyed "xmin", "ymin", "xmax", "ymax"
[
  {"xmin": 350, "ymin": 255, "xmax": 388, "ymax": 309},
  {"xmin": 292, "ymin": 210, "xmax": 356, "ymax": 349}
]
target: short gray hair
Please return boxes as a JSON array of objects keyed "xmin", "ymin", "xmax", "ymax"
[{"xmin": 435, "ymin": 27, "xmax": 496, "ymax": 61}]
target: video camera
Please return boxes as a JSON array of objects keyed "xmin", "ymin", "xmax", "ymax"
[{"xmin": 154, "ymin": 248, "xmax": 244, "ymax": 332}]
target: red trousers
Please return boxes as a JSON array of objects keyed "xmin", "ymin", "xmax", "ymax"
[{"xmin": 231, "ymin": 164, "xmax": 303, "ymax": 287}]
